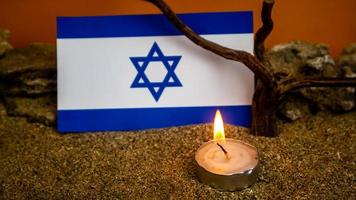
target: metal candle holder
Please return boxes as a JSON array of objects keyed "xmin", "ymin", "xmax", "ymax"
[{"xmin": 195, "ymin": 139, "xmax": 260, "ymax": 191}]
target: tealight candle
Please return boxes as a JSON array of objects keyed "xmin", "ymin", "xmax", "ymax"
[{"xmin": 195, "ymin": 110, "xmax": 260, "ymax": 191}]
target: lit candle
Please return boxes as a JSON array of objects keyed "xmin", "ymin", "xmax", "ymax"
[{"xmin": 195, "ymin": 110, "xmax": 260, "ymax": 191}]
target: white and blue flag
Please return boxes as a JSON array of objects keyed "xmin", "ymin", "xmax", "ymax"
[{"xmin": 57, "ymin": 12, "xmax": 254, "ymax": 132}]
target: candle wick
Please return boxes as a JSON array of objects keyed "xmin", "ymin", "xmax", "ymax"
[{"xmin": 216, "ymin": 143, "xmax": 230, "ymax": 160}]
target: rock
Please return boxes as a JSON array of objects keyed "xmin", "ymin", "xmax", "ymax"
[
  {"xmin": 3, "ymin": 95, "xmax": 56, "ymax": 126},
  {"xmin": 265, "ymin": 41, "xmax": 339, "ymax": 79},
  {"xmin": 341, "ymin": 43, "xmax": 356, "ymax": 54},
  {"xmin": 300, "ymin": 87, "xmax": 354, "ymax": 111},
  {"xmin": 278, "ymin": 93, "xmax": 312, "ymax": 121},
  {"xmin": 338, "ymin": 43, "xmax": 356, "ymax": 77},
  {"xmin": 0, "ymin": 28, "xmax": 12, "ymax": 57},
  {"xmin": 302, "ymin": 55, "xmax": 336, "ymax": 77},
  {"xmin": 0, "ymin": 43, "xmax": 57, "ymax": 127},
  {"xmin": 0, "ymin": 43, "xmax": 56, "ymax": 75},
  {"xmin": 278, "ymin": 94, "xmax": 313, "ymax": 121},
  {"xmin": 0, "ymin": 43, "xmax": 56, "ymax": 95},
  {"xmin": 264, "ymin": 41, "xmax": 355, "ymax": 120},
  {"xmin": 336, "ymin": 43, "xmax": 356, "ymax": 110}
]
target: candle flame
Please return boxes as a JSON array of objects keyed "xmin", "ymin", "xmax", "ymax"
[{"xmin": 213, "ymin": 110, "xmax": 225, "ymax": 142}]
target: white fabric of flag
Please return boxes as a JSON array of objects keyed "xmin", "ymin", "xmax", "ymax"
[{"xmin": 57, "ymin": 12, "xmax": 254, "ymax": 132}]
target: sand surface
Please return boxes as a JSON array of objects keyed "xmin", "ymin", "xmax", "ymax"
[{"xmin": 0, "ymin": 103, "xmax": 355, "ymax": 199}]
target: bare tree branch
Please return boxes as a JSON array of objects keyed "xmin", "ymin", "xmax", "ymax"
[
  {"xmin": 281, "ymin": 77, "xmax": 356, "ymax": 94},
  {"xmin": 145, "ymin": 0, "xmax": 276, "ymax": 87},
  {"xmin": 145, "ymin": 0, "xmax": 356, "ymax": 137},
  {"xmin": 254, "ymin": 0, "xmax": 275, "ymax": 61}
]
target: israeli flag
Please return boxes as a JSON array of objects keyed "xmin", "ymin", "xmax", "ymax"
[{"xmin": 57, "ymin": 12, "xmax": 254, "ymax": 132}]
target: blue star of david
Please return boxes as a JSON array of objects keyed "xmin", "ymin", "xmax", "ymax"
[{"xmin": 130, "ymin": 42, "xmax": 182, "ymax": 102}]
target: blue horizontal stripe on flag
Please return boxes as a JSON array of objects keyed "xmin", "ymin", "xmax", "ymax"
[
  {"xmin": 57, "ymin": 11, "xmax": 253, "ymax": 38},
  {"xmin": 57, "ymin": 105, "xmax": 251, "ymax": 132}
]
